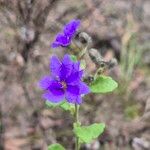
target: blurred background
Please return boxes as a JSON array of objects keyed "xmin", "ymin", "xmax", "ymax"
[{"xmin": 0, "ymin": 0, "xmax": 150, "ymax": 149}]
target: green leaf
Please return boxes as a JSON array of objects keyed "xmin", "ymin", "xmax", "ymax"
[
  {"xmin": 60, "ymin": 102, "xmax": 75, "ymax": 114},
  {"xmin": 48, "ymin": 143, "xmax": 65, "ymax": 150},
  {"xmin": 70, "ymin": 55, "xmax": 77, "ymax": 61},
  {"xmin": 73, "ymin": 123, "xmax": 105, "ymax": 143},
  {"xmin": 45, "ymin": 101, "xmax": 64, "ymax": 108},
  {"xmin": 90, "ymin": 75, "xmax": 118, "ymax": 93},
  {"xmin": 45, "ymin": 101, "xmax": 75, "ymax": 113},
  {"xmin": 60, "ymin": 102, "xmax": 72, "ymax": 111}
]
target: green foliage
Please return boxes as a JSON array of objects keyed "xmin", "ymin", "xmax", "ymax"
[
  {"xmin": 59, "ymin": 102, "xmax": 71, "ymax": 111},
  {"xmin": 90, "ymin": 75, "xmax": 118, "ymax": 93},
  {"xmin": 48, "ymin": 143, "xmax": 65, "ymax": 150},
  {"xmin": 70, "ymin": 55, "xmax": 77, "ymax": 61},
  {"xmin": 45, "ymin": 101, "xmax": 75, "ymax": 114},
  {"xmin": 45, "ymin": 101, "xmax": 64, "ymax": 108},
  {"xmin": 73, "ymin": 123, "xmax": 105, "ymax": 143}
]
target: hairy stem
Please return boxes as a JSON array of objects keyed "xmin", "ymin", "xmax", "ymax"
[{"xmin": 75, "ymin": 104, "xmax": 80, "ymax": 150}]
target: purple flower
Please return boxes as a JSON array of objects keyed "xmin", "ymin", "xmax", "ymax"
[
  {"xmin": 51, "ymin": 33, "xmax": 71, "ymax": 48},
  {"xmin": 51, "ymin": 19, "xmax": 80, "ymax": 48},
  {"xmin": 63, "ymin": 19, "xmax": 80, "ymax": 37},
  {"xmin": 39, "ymin": 54, "xmax": 90, "ymax": 104}
]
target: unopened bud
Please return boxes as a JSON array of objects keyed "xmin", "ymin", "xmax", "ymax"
[
  {"xmin": 78, "ymin": 32, "xmax": 92, "ymax": 46},
  {"xmin": 108, "ymin": 58, "xmax": 118, "ymax": 69},
  {"xmin": 89, "ymin": 48, "xmax": 118, "ymax": 69},
  {"xmin": 88, "ymin": 48, "xmax": 104, "ymax": 66},
  {"xmin": 83, "ymin": 75, "xmax": 94, "ymax": 84}
]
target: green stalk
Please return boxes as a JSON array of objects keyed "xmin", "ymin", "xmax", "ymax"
[{"xmin": 75, "ymin": 104, "xmax": 80, "ymax": 150}]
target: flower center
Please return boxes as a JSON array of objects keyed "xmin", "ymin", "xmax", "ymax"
[{"xmin": 61, "ymin": 81, "xmax": 67, "ymax": 89}]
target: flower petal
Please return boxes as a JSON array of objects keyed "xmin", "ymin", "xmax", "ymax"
[
  {"xmin": 65, "ymin": 92, "xmax": 76, "ymax": 103},
  {"xmin": 50, "ymin": 55, "xmax": 61, "ymax": 77},
  {"xmin": 65, "ymin": 94, "xmax": 82, "ymax": 104},
  {"xmin": 42, "ymin": 91, "xmax": 64, "ymax": 103},
  {"xmin": 51, "ymin": 42, "xmax": 60, "ymax": 48},
  {"xmin": 48, "ymin": 80, "xmax": 64, "ymax": 95},
  {"xmin": 65, "ymin": 85, "xmax": 80, "ymax": 103},
  {"xmin": 73, "ymin": 62, "xmax": 80, "ymax": 71},
  {"xmin": 79, "ymin": 82, "xmax": 90, "ymax": 94},
  {"xmin": 62, "ymin": 54, "xmax": 73, "ymax": 66},
  {"xmin": 51, "ymin": 33, "xmax": 71, "ymax": 48},
  {"xmin": 60, "ymin": 54, "xmax": 73, "ymax": 80},
  {"xmin": 76, "ymin": 96, "xmax": 82, "ymax": 104},
  {"xmin": 64, "ymin": 19, "xmax": 80, "ymax": 37},
  {"xmin": 38, "ymin": 76, "xmax": 52, "ymax": 90},
  {"xmin": 66, "ymin": 70, "xmax": 83, "ymax": 84},
  {"xmin": 67, "ymin": 84, "xmax": 80, "ymax": 95},
  {"xmin": 66, "ymin": 61, "xmax": 83, "ymax": 84}
]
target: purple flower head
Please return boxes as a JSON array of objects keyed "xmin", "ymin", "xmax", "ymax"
[
  {"xmin": 51, "ymin": 19, "xmax": 80, "ymax": 48},
  {"xmin": 63, "ymin": 19, "xmax": 80, "ymax": 37},
  {"xmin": 51, "ymin": 33, "xmax": 71, "ymax": 48},
  {"xmin": 39, "ymin": 54, "xmax": 90, "ymax": 104}
]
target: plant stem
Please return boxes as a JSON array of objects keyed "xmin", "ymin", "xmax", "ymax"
[{"xmin": 75, "ymin": 104, "xmax": 80, "ymax": 150}]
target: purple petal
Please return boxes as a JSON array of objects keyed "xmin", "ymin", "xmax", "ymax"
[
  {"xmin": 64, "ymin": 19, "xmax": 80, "ymax": 37},
  {"xmin": 76, "ymin": 96, "xmax": 82, "ymax": 104},
  {"xmin": 50, "ymin": 55, "xmax": 61, "ymax": 77},
  {"xmin": 42, "ymin": 91, "xmax": 64, "ymax": 103},
  {"xmin": 66, "ymin": 61, "xmax": 83, "ymax": 84},
  {"xmin": 51, "ymin": 42, "xmax": 60, "ymax": 48},
  {"xmin": 48, "ymin": 80, "xmax": 64, "ymax": 95},
  {"xmin": 65, "ymin": 85, "xmax": 80, "ymax": 103},
  {"xmin": 51, "ymin": 33, "xmax": 71, "ymax": 48},
  {"xmin": 66, "ymin": 70, "xmax": 83, "ymax": 84},
  {"xmin": 73, "ymin": 62, "xmax": 80, "ymax": 71},
  {"xmin": 38, "ymin": 76, "xmax": 52, "ymax": 90},
  {"xmin": 60, "ymin": 54, "xmax": 73, "ymax": 80},
  {"xmin": 79, "ymin": 82, "xmax": 90, "ymax": 94},
  {"xmin": 65, "ymin": 92, "xmax": 77, "ymax": 103},
  {"xmin": 62, "ymin": 54, "xmax": 73, "ymax": 66},
  {"xmin": 67, "ymin": 84, "xmax": 80, "ymax": 95},
  {"xmin": 65, "ymin": 93, "xmax": 82, "ymax": 104}
]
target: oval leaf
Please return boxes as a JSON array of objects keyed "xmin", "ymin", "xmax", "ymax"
[
  {"xmin": 48, "ymin": 143, "xmax": 65, "ymax": 150},
  {"xmin": 45, "ymin": 101, "xmax": 64, "ymax": 108},
  {"xmin": 45, "ymin": 101, "xmax": 75, "ymax": 113},
  {"xmin": 73, "ymin": 123, "xmax": 105, "ymax": 143},
  {"xmin": 90, "ymin": 75, "xmax": 118, "ymax": 93}
]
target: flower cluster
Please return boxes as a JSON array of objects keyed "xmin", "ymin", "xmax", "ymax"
[
  {"xmin": 39, "ymin": 54, "xmax": 90, "ymax": 104},
  {"xmin": 51, "ymin": 19, "xmax": 80, "ymax": 48}
]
